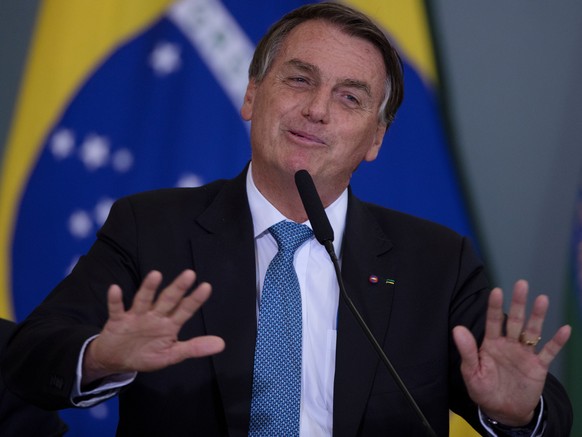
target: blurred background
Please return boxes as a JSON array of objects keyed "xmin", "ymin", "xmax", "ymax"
[{"xmin": 1, "ymin": 0, "xmax": 581, "ymax": 435}]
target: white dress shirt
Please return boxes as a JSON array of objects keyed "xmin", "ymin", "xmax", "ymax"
[{"xmin": 246, "ymin": 164, "xmax": 346, "ymax": 436}]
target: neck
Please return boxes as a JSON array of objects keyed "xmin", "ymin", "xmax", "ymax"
[{"xmin": 250, "ymin": 164, "xmax": 345, "ymax": 223}]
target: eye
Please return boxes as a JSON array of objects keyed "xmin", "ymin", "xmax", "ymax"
[
  {"xmin": 341, "ymin": 93, "xmax": 361, "ymax": 107},
  {"xmin": 282, "ymin": 75, "xmax": 312, "ymax": 90},
  {"xmin": 288, "ymin": 76, "xmax": 309, "ymax": 85}
]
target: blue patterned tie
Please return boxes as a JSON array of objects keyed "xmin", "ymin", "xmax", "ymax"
[{"xmin": 249, "ymin": 220, "xmax": 313, "ymax": 436}]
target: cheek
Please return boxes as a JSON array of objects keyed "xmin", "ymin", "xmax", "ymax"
[
  {"xmin": 253, "ymin": 95, "xmax": 284, "ymax": 127},
  {"xmin": 340, "ymin": 126, "xmax": 381, "ymax": 159}
]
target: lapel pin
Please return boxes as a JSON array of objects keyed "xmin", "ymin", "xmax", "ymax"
[{"xmin": 368, "ymin": 275, "xmax": 395, "ymax": 285}]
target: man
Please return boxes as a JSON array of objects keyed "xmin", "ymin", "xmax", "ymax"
[{"xmin": 1, "ymin": 3, "xmax": 572, "ymax": 436}]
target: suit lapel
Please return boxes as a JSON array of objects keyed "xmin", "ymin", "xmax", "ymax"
[
  {"xmin": 333, "ymin": 193, "xmax": 396, "ymax": 436},
  {"xmin": 185, "ymin": 175, "xmax": 397, "ymax": 435},
  {"xmin": 189, "ymin": 169, "xmax": 257, "ymax": 436}
]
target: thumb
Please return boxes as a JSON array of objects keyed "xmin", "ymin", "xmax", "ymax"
[
  {"xmin": 453, "ymin": 325, "xmax": 479, "ymax": 373},
  {"xmin": 172, "ymin": 335, "xmax": 225, "ymax": 363}
]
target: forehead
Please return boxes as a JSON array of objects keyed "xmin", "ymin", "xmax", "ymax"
[{"xmin": 275, "ymin": 20, "xmax": 386, "ymax": 92}]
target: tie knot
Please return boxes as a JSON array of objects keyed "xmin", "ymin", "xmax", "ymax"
[{"xmin": 269, "ymin": 221, "xmax": 313, "ymax": 254}]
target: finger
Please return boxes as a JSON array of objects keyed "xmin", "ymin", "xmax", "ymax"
[
  {"xmin": 485, "ymin": 288, "xmax": 504, "ymax": 340},
  {"xmin": 452, "ymin": 326, "xmax": 479, "ymax": 374},
  {"xmin": 506, "ymin": 280, "xmax": 529, "ymax": 340},
  {"xmin": 174, "ymin": 335, "xmax": 225, "ymax": 361},
  {"xmin": 538, "ymin": 325, "xmax": 572, "ymax": 368},
  {"xmin": 107, "ymin": 284, "xmax": 125, "ymax": 321},
  {"xmin": 521, "ymin": 294, "xmax": 549, "ymax": 348},
  {"xmin": 153, "ymin": 269, "xmax": 196, "ymax": 316},
  {"xmin": 132, "ymin": 270, "xmax": 163, "ymax": 314},
  {"xmin": 172, "ymin": 282, "xmax": 212, "ymax": 326}
]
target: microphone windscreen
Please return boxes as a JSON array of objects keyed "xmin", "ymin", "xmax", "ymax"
[{"xmin": 295, "ymin": 170, "xmax": 334, "ymax": 245}]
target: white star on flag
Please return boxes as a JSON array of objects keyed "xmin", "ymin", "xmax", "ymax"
[
  {"xmin": 50, "ymin": 128, "xmax": 76, "ymax": 159},
  {"xmin": 94, "ymin": 198, "xmax": 114, "ymax": 226},
  {"xmin": 79, "ymin": 134, "xmax": 110, "ymax": 171},
  {"xmin": 149, "ymin": 41, "xmax": 182, "ymax": 76},
  {"xmin": 112, "ymin": 148, "xmax": 134, "ymax": 173},
  {"xmin": 68, "ymin": 210, "xmax": 93, "ymax": 239},
  {"xmin": 176, "ymin": 173, "xmax": 204, "ymax": 187}
]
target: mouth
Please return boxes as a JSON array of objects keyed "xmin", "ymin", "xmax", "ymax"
[{"xmin": 288, "ymin": 129, "xmax": 326, "ymax": 146}]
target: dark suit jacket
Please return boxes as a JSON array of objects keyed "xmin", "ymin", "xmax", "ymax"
[
  {"xmin": 0, "ymin": 318, "xmax": 68, "ymax": 436},
  {"xmin": 1, "ymin": 169, "xmax": 572, "ymax": 436}
]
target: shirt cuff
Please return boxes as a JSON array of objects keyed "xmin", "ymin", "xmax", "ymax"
[
  {"xmin": 478, "ymin": 396, "xmax": 546, "ymax": 437},
  {"xmin": 71, "ymin": 335, "xmax": 137, "ymax": 407}
]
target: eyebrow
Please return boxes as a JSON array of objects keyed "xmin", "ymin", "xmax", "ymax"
[
  {"xmin": 285, "ymin": 58, "xmax": 372, "ymax": 98},
  {"xmin": 285, "ymin": 58, "xmax": 319, "ymax": 75},
  {"xmin": 339, "ymin": 79, "xmax": 372, "ymax": 98}
]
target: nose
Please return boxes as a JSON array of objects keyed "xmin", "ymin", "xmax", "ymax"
[{"xmin": 301, "ymin": 88, "xmax": 330, "ymax": 123}]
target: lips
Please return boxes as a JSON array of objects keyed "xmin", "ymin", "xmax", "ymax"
[{"xmin": 288, "ymin": 129, "xmax": 326, "ymax": 145}]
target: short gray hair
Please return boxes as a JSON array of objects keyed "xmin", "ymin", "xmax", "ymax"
[{"xmin": 248, "ymin": 2, "xmax": 404, "ymax": 127}]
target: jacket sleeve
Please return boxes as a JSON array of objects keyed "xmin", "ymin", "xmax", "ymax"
[{"xmin": 0, "ymin": 196, "xmax": 142, "ymax": 410}]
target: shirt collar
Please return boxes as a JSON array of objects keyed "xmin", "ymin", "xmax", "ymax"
[{"xmin": 246, "ymin": 162, "xmax": 347, "ymax": 256}]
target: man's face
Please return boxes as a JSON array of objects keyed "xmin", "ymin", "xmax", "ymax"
[{"xmin": 241, "ymin": 20, "xmax": 388, "ymax": 194}]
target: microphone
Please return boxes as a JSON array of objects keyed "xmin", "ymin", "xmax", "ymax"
[
  {"xmin": 294, "ymin": 170, "xmax": 334, "ymax": 254},
  {"xmin": 294, "ymin": 169, "xmax": 437, "ymax": 437}
]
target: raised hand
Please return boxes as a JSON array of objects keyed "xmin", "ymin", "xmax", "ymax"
[
  {"xmin": 452, "ymin": 280, "xmax": 571, "ymax": 426},
  {"xmin": 82, "ymin": 269, "xmax": 225, "ymax": 386}
]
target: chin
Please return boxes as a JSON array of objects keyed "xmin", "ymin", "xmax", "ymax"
[{"xmin": 283, "ymin": 156, "xmax": 318, "ymax": 176}]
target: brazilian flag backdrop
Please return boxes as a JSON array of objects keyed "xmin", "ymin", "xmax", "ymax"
[{"xmin": 0, "ymin": 0, "xmax": 478, "ymax": 435}]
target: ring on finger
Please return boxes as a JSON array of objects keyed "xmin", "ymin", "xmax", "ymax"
[{"xmin": 519, "ymin": 331, "xmax": 541, "ymax": 347}]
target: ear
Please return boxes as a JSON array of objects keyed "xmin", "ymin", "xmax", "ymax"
[
  {"xmin": 240, "ymin": 80, "xmax": 257, "ymax": 121},
  {"xmin": 364, "ymin": 122, "xmax": 387, "ymax": 162}
]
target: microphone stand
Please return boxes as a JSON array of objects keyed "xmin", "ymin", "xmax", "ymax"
[
  {"xmin": 324, "ymin": 240, "xmax": 437, "ymax": 437},
  {"xmin": 295, "ymin": 170, "xmax": 437, "ymax": 437}
]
